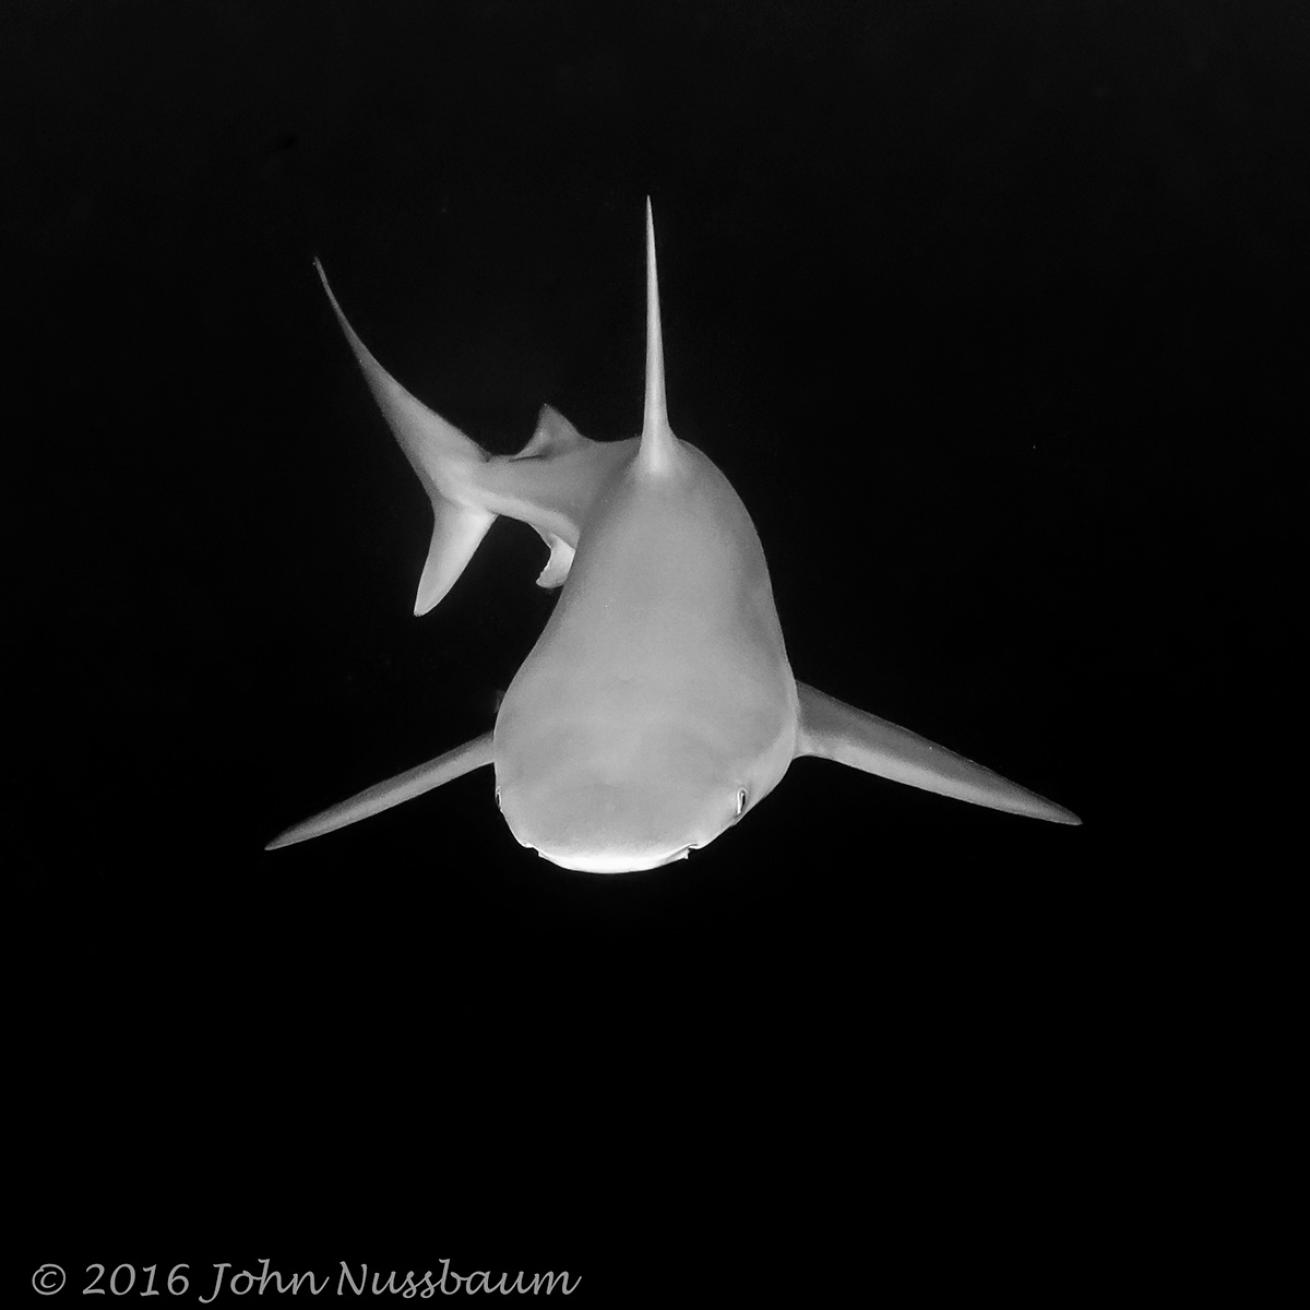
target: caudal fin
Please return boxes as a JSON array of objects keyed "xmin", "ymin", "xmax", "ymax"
[{"xmin": 314, "ymin": 259, "xmax": 495, "ymax": 614}]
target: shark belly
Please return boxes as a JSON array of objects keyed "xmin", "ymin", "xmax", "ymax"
[{"xmin": 494, "ymin": 445, "xmax": 799, "ymax": 871}]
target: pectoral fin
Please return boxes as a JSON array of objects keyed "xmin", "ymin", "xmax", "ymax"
[
  {"xmin": 795, "ymin": 683, "xmax": 1080, "ymax": 825},
  {"xmin": 265, "ymin": 732, "xmax": 495, "ymax": 850}
]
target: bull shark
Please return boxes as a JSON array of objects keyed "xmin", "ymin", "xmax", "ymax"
[{"xmin": 266, "ymin": 201, "xmax": 1079, "ymax": 870}]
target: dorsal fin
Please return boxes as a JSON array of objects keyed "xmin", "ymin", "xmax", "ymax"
[
  {"xmin": 513, "ymin": 404, "xmax": 589, "ymax": 461},
  {"xmin": 636, "ymin": 199, "xmax": 681, "ymax": 476}
]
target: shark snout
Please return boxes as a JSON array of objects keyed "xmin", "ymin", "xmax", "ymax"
[{"xmin": 499, "ymin": 777, "xmax": 717, "ymax": 875}]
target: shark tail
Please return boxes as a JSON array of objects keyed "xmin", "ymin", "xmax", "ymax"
[
  {"xmin": 314, "ymin": 259, "xmax": 496, "ymax": 615},
  {"xmin": 412, "ymin": 489, "xmax": 496, "ymax": 616}
]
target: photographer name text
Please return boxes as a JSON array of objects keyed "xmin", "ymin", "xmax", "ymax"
[{"xmin": 33, "ymin": 1262, "xmax": 579, "ymax": 1299}]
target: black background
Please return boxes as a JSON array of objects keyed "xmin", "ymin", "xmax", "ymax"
[{"xmin": 9, "ymin": 1, "xmax": 1301, "ymax": 1300}]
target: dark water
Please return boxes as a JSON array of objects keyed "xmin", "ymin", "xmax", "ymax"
[{"xmin": 8, "ymin": 2, "xmax": 1298, "ymax": 1299}]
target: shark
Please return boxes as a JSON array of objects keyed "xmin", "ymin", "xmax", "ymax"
[{"xmin": 266, "ymin": 201, "xmax": 1079, "ymax": 870}]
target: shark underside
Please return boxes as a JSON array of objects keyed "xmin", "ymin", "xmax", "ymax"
[{"xmin": 267, "ymin": 203, "xmax": 1079, "ymax": 870}]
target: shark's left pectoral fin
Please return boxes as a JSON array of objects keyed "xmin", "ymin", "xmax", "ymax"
[
  {"xmin": 265, "ymin": 732, "xmax": 495, "ymax": 850},
  {"xmin": 795, "ymin": 683, "xmax": 1080, "ymax": 825}
]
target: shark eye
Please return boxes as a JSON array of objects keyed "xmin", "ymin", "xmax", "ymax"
[
  {"xmin": 495, "ymin": 787, "xmax": 503, "ymax": 811},
  {"xmin": 735, "ymin": 788, "xmax": 748, "ymax": 818}
]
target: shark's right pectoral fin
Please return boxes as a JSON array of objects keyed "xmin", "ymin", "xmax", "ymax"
[
  {"xmin": 795, "ymin": 682, "xmax": 1080, "ymax": 825},
  {"xmin": 265, "ymin": 731, "xmax": 495, "ymax": 851}
]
